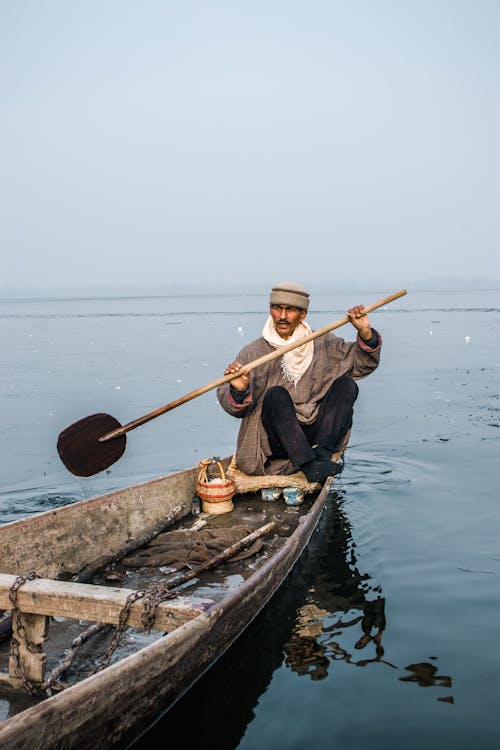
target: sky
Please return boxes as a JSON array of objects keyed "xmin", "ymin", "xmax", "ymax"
[{"xmin": 1, "ymin": 0, "xmax": 499, "ymax": 295}]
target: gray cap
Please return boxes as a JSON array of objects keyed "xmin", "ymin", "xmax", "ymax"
[{"xmin": 270, "ymin": 281, "xmax": 310, "ymax": 310}]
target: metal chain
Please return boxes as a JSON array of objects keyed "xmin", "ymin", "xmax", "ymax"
[
  {"xmin": 89, "ymin": 584, "xmax": 177, "ymax": 674},
  {"xmin": 140, "ymin": 587, "xmax": 177, "ymax": 632},
  {"xmin": 90, "ymin": 589, "xmax": 147, "ymax": 674},
  {"xmin": 8, "ymin": 521, "xmax": 259, "ymax": 696},
  {"xmin": 8, "ymin": 572, "xmax": 182, "ymax": 694},
  {"xmin": 8, "ymin": 572, "xmax": 46, "ymax": 696}
]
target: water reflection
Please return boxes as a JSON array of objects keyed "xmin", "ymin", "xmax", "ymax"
[
  {"xmin": 400, "ymin": 661, "xmax": 454, "ymax": 703},
  {"xmin": 285, "ymin": 597, "xmax": 390, "ymax": 680},
  {"xmin": 284, "ymin": 493, "xmax": 393, "ymax": 678}
]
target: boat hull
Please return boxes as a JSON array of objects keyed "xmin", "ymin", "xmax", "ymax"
[{"xmin": 0, "ymin": 467, "xmax": 331, "ymax": 749}]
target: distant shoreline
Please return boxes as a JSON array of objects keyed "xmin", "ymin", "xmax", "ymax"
[{"xmin": 1, "ymin": 279, "xmax": 499, "ymax": 301}]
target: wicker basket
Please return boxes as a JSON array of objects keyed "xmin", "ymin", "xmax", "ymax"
[{"xmin": 196, "ymin": 458, "xmax": 235, "ymax": 514}]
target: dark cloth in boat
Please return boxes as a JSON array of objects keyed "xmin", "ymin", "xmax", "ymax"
[
  {"xmin": 120, "ymin": 525, "xmax": 264, "ymax": 569},
  {"xmin": 217, "ymin": 330, "xmax": 381, "ymax": 477}
]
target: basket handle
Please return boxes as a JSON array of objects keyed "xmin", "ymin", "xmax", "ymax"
[{"xmin": 197, "ymin": 457, "xmax": 227, "ymax": 484}]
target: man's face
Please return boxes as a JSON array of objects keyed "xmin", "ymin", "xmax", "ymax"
[{"xmin": 269, "ymin": 304, "xmax": 307, "ymax": 339}]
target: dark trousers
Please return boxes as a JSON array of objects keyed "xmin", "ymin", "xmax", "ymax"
[{"xmin": 261, "ymin": 375, "xmax": 359, "ymax": 469}]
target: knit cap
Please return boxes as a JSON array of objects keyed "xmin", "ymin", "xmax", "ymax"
[{"xmin": 269, "ymin": 281, "xmax": 310, "ymax": 310}]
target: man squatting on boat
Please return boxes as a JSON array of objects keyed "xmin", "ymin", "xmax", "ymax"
[{"xmin": 217, "ymin": 281, "xmax": 382, "ymax": 484}]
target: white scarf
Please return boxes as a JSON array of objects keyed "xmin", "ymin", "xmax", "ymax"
[{"xmin": 262, "ymin": 316, "xmax": 314, "ymax": 386}]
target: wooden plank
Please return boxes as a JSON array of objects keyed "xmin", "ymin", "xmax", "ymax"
[
  {"xmin": 0, "ymin": 575, "xmax": 205, "ymax": 632},
  {"xmin": 9, "ymin": 612, "xmax": 49, "ymax": 682}
]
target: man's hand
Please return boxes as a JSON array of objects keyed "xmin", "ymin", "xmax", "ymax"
[
  {"xmin": 347, "ymin": 305, "xmax": 373, "ymax": 341},
  {"xmin": 224, "ymin": 361, "xmax": 250, "ymax": 391}
]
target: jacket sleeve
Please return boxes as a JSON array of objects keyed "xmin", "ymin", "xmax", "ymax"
[
  {"xmin": 325, "ymin": 328, "xmax": 382, "ymax": 380},
  {"xmin": 216, "ymin": 344, "xmax": 257, "ymax": 418},
  {"xmin": 217, "ymin": 382, "xmax": 253, "ymax": 418}
]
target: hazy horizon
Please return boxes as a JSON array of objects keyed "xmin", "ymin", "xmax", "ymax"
[{"xmin": 1, "ymin": 273, "xmax": 499, "ymax": 301}]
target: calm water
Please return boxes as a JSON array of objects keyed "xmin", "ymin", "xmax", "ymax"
[{"xmin": 0, "ymin": 288, "xmax": 499, "ymax": 749}]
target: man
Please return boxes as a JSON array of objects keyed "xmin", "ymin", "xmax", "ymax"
[{"xmin": 217, "ymin": 281, "xmax": 381, "ymax": 484}]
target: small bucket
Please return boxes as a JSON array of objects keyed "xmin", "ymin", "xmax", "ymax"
[{"xmin": 196, "ymin": 458, "xmax": 235, "ymax": 515}]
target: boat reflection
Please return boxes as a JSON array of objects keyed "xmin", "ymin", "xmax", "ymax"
[
  {"xmin": 283, "ymin": 491, "xmax": 393, "ymax": 678},
  {"xmin": 284, "ymin": 596, "xmax": 389, "ymax": 680},
  {"xmin": 400, "ymin": 661, "xmax": 454, "ymax": 703}
]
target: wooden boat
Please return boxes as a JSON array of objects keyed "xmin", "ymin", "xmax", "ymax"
[{"xmin": 0, "ymin": 457, "xmax": 334, "ymax": 750}]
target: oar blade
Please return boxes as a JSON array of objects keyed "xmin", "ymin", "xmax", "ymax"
[{"xmin": 57, "ymin": 413, "xmax": 126, "ymax": 477}]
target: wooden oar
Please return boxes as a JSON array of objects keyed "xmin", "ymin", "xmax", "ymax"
[{"xmin": 57, "ymin": 288, "xmax": 407, "ymax": 476}]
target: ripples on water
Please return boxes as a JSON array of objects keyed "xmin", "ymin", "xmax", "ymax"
[{"xmin": 0, "ymin": 489, "xmax": 82, "ymax": 524}]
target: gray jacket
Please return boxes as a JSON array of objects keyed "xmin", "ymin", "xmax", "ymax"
[{"xmin": 217, "ymin": 329, "xmax": 381, "ymax": 475}]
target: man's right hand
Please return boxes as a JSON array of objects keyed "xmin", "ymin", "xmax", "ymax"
[{"xmin": 224, "ymin": 361, "xmax": 250, "ymax": 391}]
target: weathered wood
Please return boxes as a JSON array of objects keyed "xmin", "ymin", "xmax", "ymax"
[
  {"xmin": 9, "ymin": 612, "xmax": 49, "ymax": 682},
  {"xmin": 0, "ymin": 575, "xmax": 204, "ymax": 632},
  {"xmin": 0, "ymin": 463, "xmax": 202, "ymax": 580},
  {"xmin": 0, "ymin": 461, "xmax": 333, "ymax": 750},
  {"xmin": 0, "ymin": 523, "xmax": 275, "ymax": 688}
]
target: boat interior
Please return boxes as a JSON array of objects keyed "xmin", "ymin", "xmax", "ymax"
[{"xmin": 0, "ymin": 484, "xmax": 320, "ymax": 722}]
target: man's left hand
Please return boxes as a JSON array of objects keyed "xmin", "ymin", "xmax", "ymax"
[{"xmin": 347, "ymin": 305, "xmax": 373, "ymax": 341}]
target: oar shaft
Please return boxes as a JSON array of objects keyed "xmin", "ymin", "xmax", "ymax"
[{"xmin": 100, "ymin": 288, "xmax": 406, "ymax": 442}]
